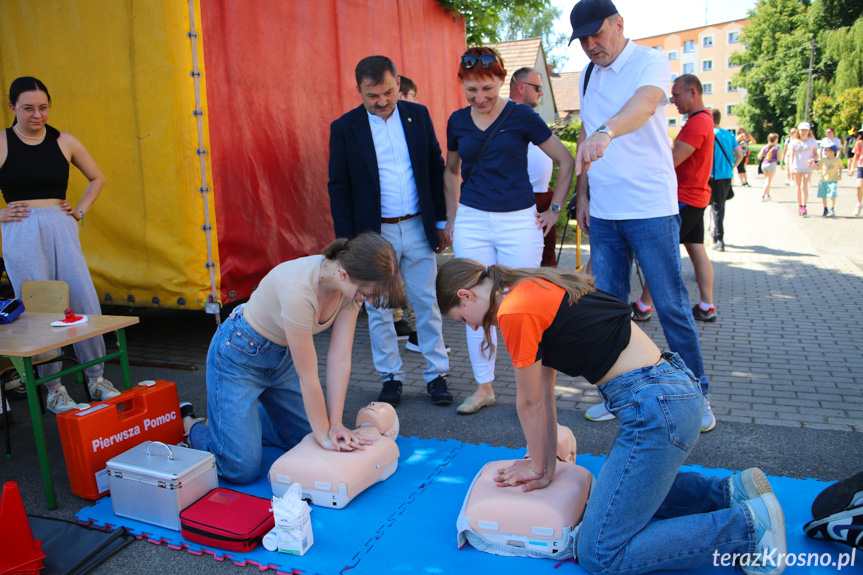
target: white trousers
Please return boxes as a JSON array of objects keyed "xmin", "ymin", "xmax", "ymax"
[{"xmin": 452, "ymin": 204, "xmax": 542, "ymax": 383}]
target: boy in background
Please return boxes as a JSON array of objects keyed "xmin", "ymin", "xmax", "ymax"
[{"xmin": 817, "ymin": 142, "xmax": 843, "ymax": 217}]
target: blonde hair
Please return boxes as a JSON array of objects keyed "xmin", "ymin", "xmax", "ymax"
[
  {"xmin": 436, "ymin": 259, "xmax": 595, "ymax": 357},
  {"xmin": 322, "ymin": 232, "xmax": 406, "ymax": 309}
]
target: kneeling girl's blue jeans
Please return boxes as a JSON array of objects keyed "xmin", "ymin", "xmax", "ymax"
[
  {"xmin": 189, "ymin": 305, "xmax": 311, "ymax": 483},
  {"xmin": 576, "ymin": 353, "xmax": 756, "ymax": 574}
]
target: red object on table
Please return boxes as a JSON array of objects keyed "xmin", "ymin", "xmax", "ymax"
[{"xmin": 62, "ymin": 308, "xmax": 84, "ymax": 323}]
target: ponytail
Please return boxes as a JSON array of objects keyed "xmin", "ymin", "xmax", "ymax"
[{"xmin": 437, "ymin": 259, "xmax": 595, "ymax": 358}]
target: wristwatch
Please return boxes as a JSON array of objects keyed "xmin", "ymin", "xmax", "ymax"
[
  {"xmin": 596, "ymin": 125, "xmax": 614, "ymax": 140},
  {"xmin": 551, "ymin": 203, "xmax": 561, "ymax": 213}
]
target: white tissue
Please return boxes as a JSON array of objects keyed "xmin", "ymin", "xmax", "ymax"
[{"xmin": 271, "ymin": 483, "xmax": 313, "ymax": 555}]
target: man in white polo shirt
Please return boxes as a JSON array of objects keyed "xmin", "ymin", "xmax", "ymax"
[{"xmin": 569, "ymin": 0, "xmax": 715, "ymax": 432}]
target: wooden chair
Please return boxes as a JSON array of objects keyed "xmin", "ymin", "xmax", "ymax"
[{"xmin": 22, "ymin": 280, "xmax": 71, "ymax": 313}]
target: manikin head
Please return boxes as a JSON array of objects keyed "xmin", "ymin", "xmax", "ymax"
[{"xmin": 356, "ymin": 402, "xmax": 399, "ymax": 438}]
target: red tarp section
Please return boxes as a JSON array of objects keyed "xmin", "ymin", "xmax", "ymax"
[{"xmin": 200, "ymin": 0, "xmax": 466, "ymax": 303}]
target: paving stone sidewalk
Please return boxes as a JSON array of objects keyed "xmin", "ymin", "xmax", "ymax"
[
  {"xmin": 119, "ymin": 170, "xmax": 862, "ymax": 433},
  {"xmin": 347, "ymin": 171, "xmax": 863, "ymax": 432}
]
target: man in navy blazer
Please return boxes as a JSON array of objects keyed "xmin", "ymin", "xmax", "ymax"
[{"xmin": 328, "ymin": 55, "xmax": 451, "ymax": 408}]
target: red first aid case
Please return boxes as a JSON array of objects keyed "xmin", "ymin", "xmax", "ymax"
[
  {"xmin": 180, "ymin": 488, "xmax": 275, "ymax": 552},
  {"xmin": 57, "ymin": 380, "xmax": 184, "ymax": 499}
]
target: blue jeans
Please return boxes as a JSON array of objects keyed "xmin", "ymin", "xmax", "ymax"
[
  {"xmin": 188, "ymin": 306, "xmax": 311, "ymax": 483},
  {"xmin": 367, "ymin": 215, "xmax": 449, "ymax": 383},
  {"xmin": 588, "ymin": 215, "xmax": 709, "ymax": 394},
  {"xmin": 576, "ymin": 353, "xmax": 754, "ymax": 574}
]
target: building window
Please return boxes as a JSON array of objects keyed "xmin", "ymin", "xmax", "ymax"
[
  {"xmin": 703, "ymin": 35, "xmax": 714, "ymax": 48},
  {"xmin": 728, "ymin": 30, "xmax": 740, "ymax": 44},
  {"xmin": 727, "ymin": 80, "xmax": 739, "ymax": 92},
  {"xmin": 703, "ymin": 83, "xmax": 713, "ymax": 95},
  {"xmin": 668, "ymin": 50, "xmax": 678, "ymax": 60},
  {"xmin": 727, "ymin": 104, "xmax": 737, "ymax": 116},
  {"xmin": 702, "ymin": 59, "xmax": 713, "ymax": 72},
  {"xmin": 671, "ymin": 73, "xmax": 678, "ymax": 81},
  {"xmin": 683, "ymin": 40, "xmax": 695, "ymax": 53},
  {"xmin": 668, "ymin": 118, "xmax": 678, "ymax": 127},
  {"xmin": 683, "ymin": 63, "xmax": 695, "ymax": 74},
  {"xmin": 727, "ymin": 56, "xmax": 739, "ymax": 68}
]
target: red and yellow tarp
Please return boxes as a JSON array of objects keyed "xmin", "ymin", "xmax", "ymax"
[{"xmin": 0, "ymin": 0, "xmax": 465, "ymax": 310}]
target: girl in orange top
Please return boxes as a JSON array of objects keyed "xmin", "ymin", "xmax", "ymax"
[{"xmin": 436, "ymin": 259, "xmax": 786, "ymax": 575}]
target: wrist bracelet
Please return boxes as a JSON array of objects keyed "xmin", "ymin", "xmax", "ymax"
[
  {"xmin": 529, "ymin": 464, "xmax": 546, "ymax": 479},
  {"xmin": 76, "ymin": 208, "xmax": 85, "ymax": 229}
]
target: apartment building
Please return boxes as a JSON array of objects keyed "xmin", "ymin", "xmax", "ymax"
[{"xmin": 634, "ymin": 19, "xmax": 749, "ymax": 135}]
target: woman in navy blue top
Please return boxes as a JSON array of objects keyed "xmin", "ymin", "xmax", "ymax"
[{"xmin": 443, "ymin": 47, "xmax": 574, "ymax": 415}]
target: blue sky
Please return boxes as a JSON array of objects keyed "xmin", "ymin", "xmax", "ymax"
[{"xmin": 550, "ymin": 0, "xmax": 757, "ymax": 72}]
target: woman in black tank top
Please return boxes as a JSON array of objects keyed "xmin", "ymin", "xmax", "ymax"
[{"xmin": 0, "ymin": 76, "xmax": 118, "ymax": 414}]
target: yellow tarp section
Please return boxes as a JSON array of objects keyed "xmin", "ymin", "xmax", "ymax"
[{"xmin": 0, "ymin": 0, "xmax": 219, "ymax": 310}]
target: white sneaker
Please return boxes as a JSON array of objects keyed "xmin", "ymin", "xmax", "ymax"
[
  {"xmin": 88, "ymin": 377, "xmax": 121, "ymax": 401},
  {"xmin": 702, "ymin": 394, "xmax": 717, "ymax": 432},
  {"xmin": 741, "ymin": 493, "xmax": 787, "ymax": 575},
  {"xmin": 46, "ymin": 386, "xmax": 90, "ymax": 414},
  {"xmin": 854, "ymin": 203, "xmax": 862, "ymax": 217},
  {"xmin": 585, "ymin": 401, "xmax": 616, "ymax": 421},
  {"xmin": 406, "ymin": 331, "xmax": 451, "ymax": 354}
]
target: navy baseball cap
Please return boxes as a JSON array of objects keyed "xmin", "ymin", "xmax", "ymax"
[{"xmin": 569, "ymin": 0, "xmax": 619, "ymax": 44}]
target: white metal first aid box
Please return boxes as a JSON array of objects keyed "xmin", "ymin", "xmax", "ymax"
[{"xmin": 106, "ymin": 441, "xmax": 218, "ymax": 531}]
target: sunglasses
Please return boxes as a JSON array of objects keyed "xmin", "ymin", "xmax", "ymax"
[
  {"xmin": 519, "ymin": 82, "xmax": 542, "ymax": 93},
  {"xmin": 461, "ymin": 54, "xmax": 497, "ymax": 69}
]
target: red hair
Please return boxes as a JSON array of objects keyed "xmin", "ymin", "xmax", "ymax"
[{"xmin": 457, "ymin": 47, "xmax": 507, "ymax": 83}]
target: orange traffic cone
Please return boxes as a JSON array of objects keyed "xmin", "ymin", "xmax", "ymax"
[{"xmin": 0, "ymin": 482, "xmax": 45, "ymax": 574}]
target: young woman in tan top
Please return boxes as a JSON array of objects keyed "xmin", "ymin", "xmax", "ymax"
[{"xmin": 184, "ymin": 232, "xmax": 405, "ymax": 483}]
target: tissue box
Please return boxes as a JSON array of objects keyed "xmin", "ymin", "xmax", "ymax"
[
  {"xmin": 270, "ymin": 484, "xmax": 314, "ymax": 555},
  {"xmin": 274, "ymin": 518, "xmax": 314, "ymax": 555}
]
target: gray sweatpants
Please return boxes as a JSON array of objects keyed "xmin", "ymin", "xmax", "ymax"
[{"xmin": 2, "ymin": 206, "xmax": 105, "ymax": 387}]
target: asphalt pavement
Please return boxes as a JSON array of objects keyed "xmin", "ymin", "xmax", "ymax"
[{"xmin": 1, "ymin": 167, "xmax": 861, "ymax": 574}]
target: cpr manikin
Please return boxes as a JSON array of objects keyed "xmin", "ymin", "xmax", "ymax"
[
  {"xmin": 457, "ymin": 424, "xmax": 592, "ymax": 559},
  {"xmin": 269, "ymin": 402, "xmax": 399, "ymax": 509}
]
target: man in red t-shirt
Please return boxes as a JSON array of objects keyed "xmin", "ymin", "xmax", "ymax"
[{"xmin": 635, "ymin": 75, "xmax": 718, "ymax": 321}]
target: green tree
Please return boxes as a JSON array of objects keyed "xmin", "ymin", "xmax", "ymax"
[
  {"xmin": 823, "ymin": 17, "xmax": 863, "ymax": 95},
  {"xmin": 731, "ymin": 0, "xmax": 811, "ymax": 141},
  {"xmin": 496, "ymin": 4, "xmax": 569, "ymax": 69},
  {"xmin": 436, "ymin": 0, "xmax": 548, "ymax": 46},
  {"xmin": 731, "ymin": 0, "xmax": 863, "ymax": 140},
  {"xmin": 835, "ymin": 87, "xmax": 863, "ymax": 133},
  {"xmin": 812, "ymin": 94, "xmax": 840, "ymax": 128}
]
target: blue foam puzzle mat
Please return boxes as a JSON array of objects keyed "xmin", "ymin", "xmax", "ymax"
[
  {"xmin": 76, "ymin": 437, "xmax": 461, "ymax": 574},
  {"xmin": 76, "ymin": 438, "xmax": 856, "ymax": 574}
]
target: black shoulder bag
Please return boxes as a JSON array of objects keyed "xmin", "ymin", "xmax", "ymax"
[{"xmin": 461, "ymin": 102, "xmax": 517, "ymax": 189}]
